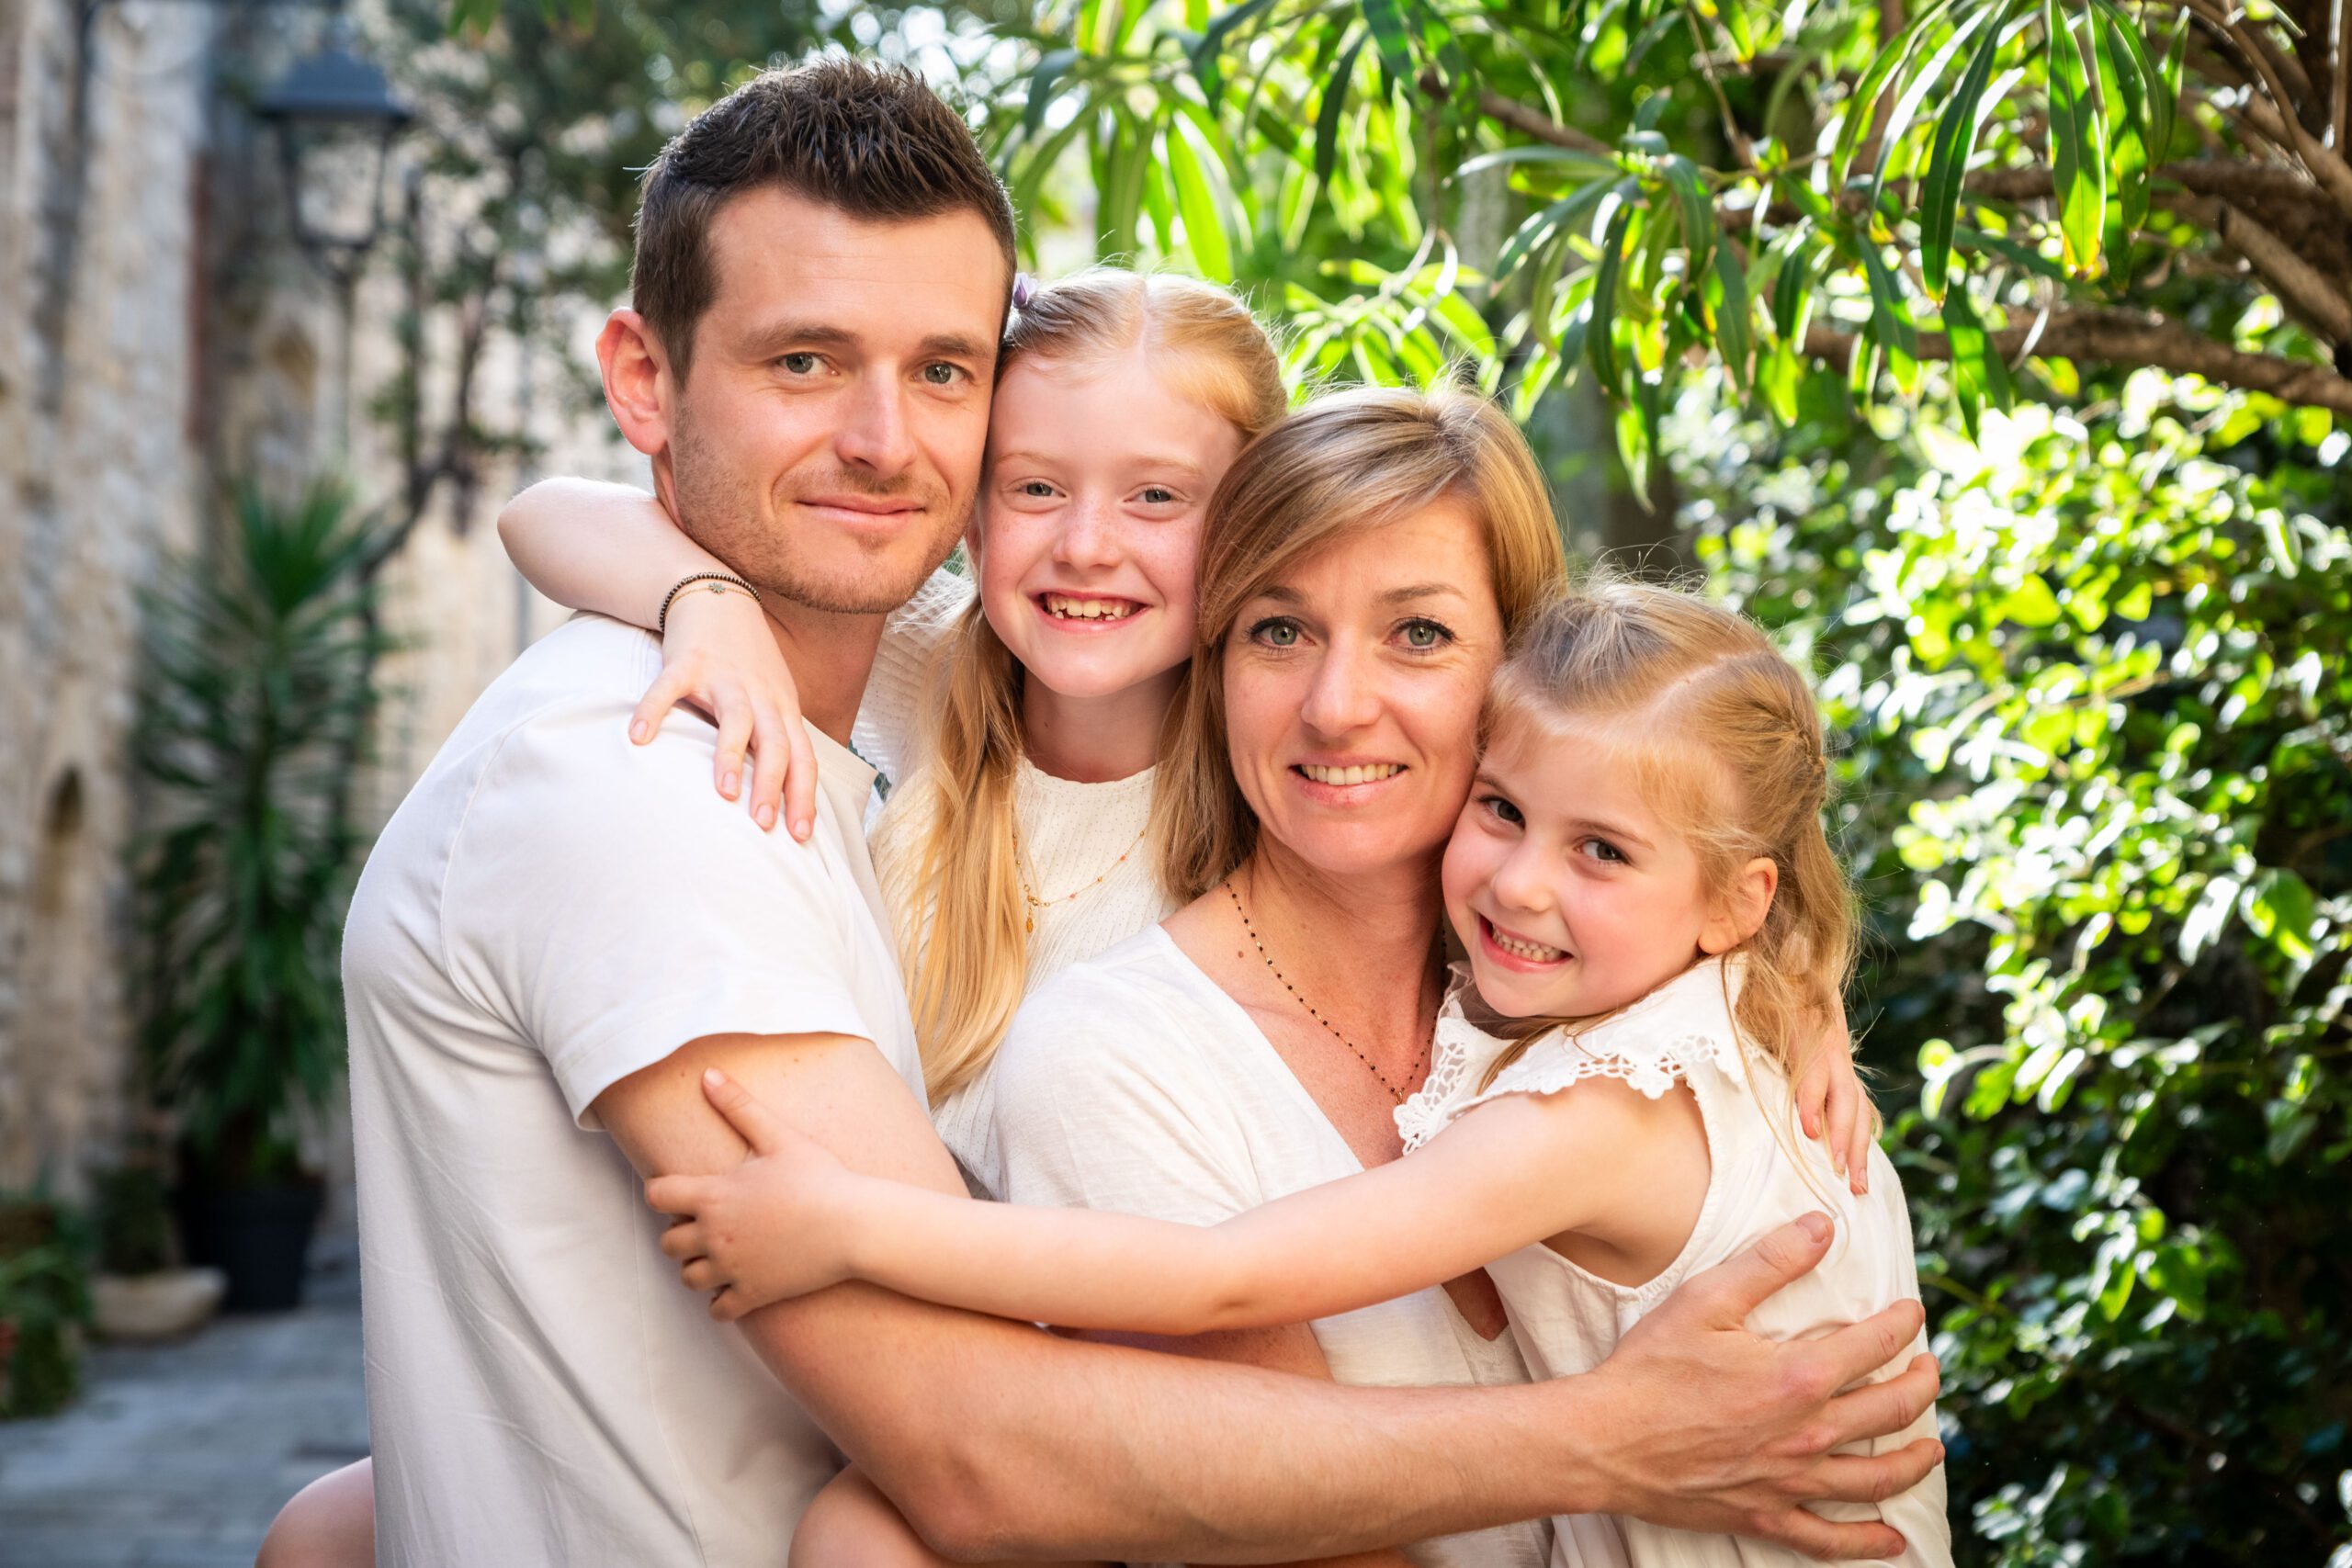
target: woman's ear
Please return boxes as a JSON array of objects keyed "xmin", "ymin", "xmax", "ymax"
[{"xmin": 1700, "ymin": 856, "xmax": 1780, "ymax": 954}]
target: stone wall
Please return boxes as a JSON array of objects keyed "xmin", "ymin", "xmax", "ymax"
[
  {"xmin": 0, "ymin": 1, "xmax": 633, "ymax": 1195},
  {"xmin": 0, "ymin": 0, "xmax": 212, "ymax": 1193}
]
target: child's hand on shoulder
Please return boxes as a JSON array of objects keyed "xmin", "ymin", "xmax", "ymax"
[{"xmin": 646, "ymin": 1069, "xmax": 864, "ymax": 1321}]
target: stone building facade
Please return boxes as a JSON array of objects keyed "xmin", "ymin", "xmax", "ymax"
[{"xmin": 0, "ymin": 0, "xmax": 627, "ymax": 1195}]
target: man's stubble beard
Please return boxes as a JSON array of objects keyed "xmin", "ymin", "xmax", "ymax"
[{"xmin": 667, "ymin": 417, "xmax": 970, "ymax": 617}]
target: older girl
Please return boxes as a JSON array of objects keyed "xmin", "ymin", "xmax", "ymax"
[{"xmin": 653, "ymin": 580, "xmax": 1952, "ymax": 1567}]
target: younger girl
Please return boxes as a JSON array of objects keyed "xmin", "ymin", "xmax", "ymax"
[{"xmin": 649, "ymin": 581, "xmax": 1953, "ymax": 1567}]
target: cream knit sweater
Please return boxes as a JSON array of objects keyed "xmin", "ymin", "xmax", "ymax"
[{"xmin": 853, "ymin": 569, "xmax": 1180, "ymax": 1183}]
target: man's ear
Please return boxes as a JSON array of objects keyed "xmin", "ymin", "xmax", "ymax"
[
  {"xmin": 597, "ymin": 308, "xmax": 673, "ymax": 458},
  {"xmin": 1700, "ymin": 855, "xmax": 1780, "ymax": 954}
]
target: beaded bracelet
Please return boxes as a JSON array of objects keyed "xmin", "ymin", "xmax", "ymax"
[{"xmin": 657, "ymin": 572, "xmax": 762, "ymax": 637}]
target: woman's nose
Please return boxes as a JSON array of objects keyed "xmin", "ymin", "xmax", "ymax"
[{"xmin": 1297, "ymin": 640, "xmax": 1382, "ymax": 737}]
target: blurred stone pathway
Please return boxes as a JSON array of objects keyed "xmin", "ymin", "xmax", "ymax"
[{"xmin": 0, "ymin": 1230, "xmax": 367, "ymax": 1568}]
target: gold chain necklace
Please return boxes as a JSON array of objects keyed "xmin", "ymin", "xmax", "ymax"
[
  {"xmin": 1223, "ymin": 878, "xmax": 1433, "ymax": 1105},
  {"xmin": 1011, "ymin": 821, "xmax": 1149, "ymax": 933}
]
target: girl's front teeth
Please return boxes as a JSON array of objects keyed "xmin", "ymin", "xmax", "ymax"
[
  {"xmin": 1044, "ymin": 594, "xmax": 1138, "ymax": 620},
  {"xmin": 1490, "ymin": 924, "xmax": 1565, "ymax": 962},
  {"xmin": 1299, "ymin": 763, "xmax": 1404, "ymax": 786}
]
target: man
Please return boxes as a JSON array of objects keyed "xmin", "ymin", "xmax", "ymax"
[{"xmin": 336, "ymin": 59, "xmax": 1940, "ymax": 1566}]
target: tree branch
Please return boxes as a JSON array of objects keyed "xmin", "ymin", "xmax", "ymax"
[
  {"xmin": 1474, "ymin": 89, "xmax": 1613, "ymax": 155},
  {"xmin": 1803, "ymin": 307, "xmax": 2352, "ymax": 412}
]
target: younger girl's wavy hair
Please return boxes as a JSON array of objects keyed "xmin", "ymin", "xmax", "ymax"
[
  {"xmin": 876, "ymin": 268, "xmax": 1288, "ymax": 1105},
  {"xmin": 1475, "ymin": 579, "xmax": 1857, "ymax": 1098}
]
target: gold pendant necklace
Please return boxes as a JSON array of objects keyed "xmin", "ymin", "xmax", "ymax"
[
  {"xmin": 1012, "ymin": 821, "xmax": 1148, "ymax": 934},
  {"xmin": 1224, "ymin": 878, "xmax": 1433, "ymax": 1105}
]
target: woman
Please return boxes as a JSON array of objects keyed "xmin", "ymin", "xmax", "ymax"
[{"xmin": 972, "ymin": 387, "xmax": 1570, "ymax": 1568}]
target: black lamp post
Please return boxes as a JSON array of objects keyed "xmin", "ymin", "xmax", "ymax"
[
  {"xmin": 254, "ymin": 20, "xmax": 414, "ymax": 286},
  {"xmin": 254, "ymin": 19, "xmax": 413, "ymax": 456}
]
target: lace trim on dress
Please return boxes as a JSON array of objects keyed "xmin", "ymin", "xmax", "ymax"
[{"xmin": 1395, "ymin": 958, "xmax": 1754, "ymax": 1152}]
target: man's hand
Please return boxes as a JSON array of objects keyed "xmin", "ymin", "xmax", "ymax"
[{"xmin": 1582, "ymin": 1213, "xmax": 1942, "ymax": 1561}]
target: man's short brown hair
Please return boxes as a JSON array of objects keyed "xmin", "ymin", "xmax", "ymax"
[{"xmin": 631, "ymin": 58, "xmax": 1019, "ymax": 378}]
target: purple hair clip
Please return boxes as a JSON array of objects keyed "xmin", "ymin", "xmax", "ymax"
[{"xmin": 1012, "ymin": 271, "xmax": 1037, "ymax": 310}]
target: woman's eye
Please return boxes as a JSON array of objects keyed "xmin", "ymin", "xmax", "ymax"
[
  {"xmin": 1249, "ymin": 617, "xmax": 1302, "ymax": 649},
  {"xmin": 922, "ymin": 362, "xmax": 965, "ymax": 386},
  {"xmin": 1399, "ymin": 618, "xmax": 1453, "ymax": 650},
  {"xmin": 1480, "ymin": 794, "xmax": 1525, "ymax": 828},
  {"xmin": 779, "ymin": 352, "xmax": 821, "ymax": 375}
]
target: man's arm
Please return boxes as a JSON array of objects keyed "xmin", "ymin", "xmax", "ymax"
[{"xmin": 593, "ymin": 1030, "xmax": 1942, "ymax": 1564}]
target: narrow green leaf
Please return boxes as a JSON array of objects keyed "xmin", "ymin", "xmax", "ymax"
[
  {"xmin": 1363, "ymin": 0, "xmax": 1417, "ymax": 88},
  {"xmin": 1769, "ymin": 227, "xmax": 1815, "ymax": 340},
  {"xmin": 1955, "ymin": 221, "xmax": 2066, "ymax": 279},
  {"xmin": 1758, "ymin": 335, "xmax": 1802, "ymax": 423},
  {"xmin": 2045, "ymin": 0, "xmax": 2108, "ymax": 276},
  {"xmin": 1316, "ymin": 31, "xmax": 1372, "ymax": 190},
  {"xmin": 1833, "ymin": 0, "xmax": 1963, "ymax": 186},
  {"xmin": 1710, "ymin": 231, "xmax": 1755, "ymax": 393},
  {"xmin": 1452, "ymin": 145, "xmax": 1621, "ymax": 182},
  {"xmin": 1587, "ymin": 194, "xmax": 1637, "ymax": 393},
  {"xmin": 1919, "ymin": 9, "xmax": 2011, "ymax": 301},
  {"xmin": 1862, "ymin": 243, "xmax": 1920, "ymax": 391},
  {"xmin": 1663, "ymin": 155, "xmax": 1715, "ymax": 282},
  {"xmin": 2089, "ymin": 2, "xmax": 2157, "ymax": 245},
  {"xmin": 1166, "ymin": 124, "xmax": 1232, "ymax": 281},
  {"xmin": 1941, "ymin": 287, "xmax": 2012, "ymax": 439},
  {"xmin": 1023, "ymin": 49, "xmax": 1083, "ymax": 139},
  {"xmin": 1191, "ymin": 0, "xmax": 1283, "ymax": 99},
  {"xmin": 1869, "ymin": 5, "xmax": 1997, "ymax": 213},
  {"xmin": 1495, "ymin": 178, "xmax": 1618, "ymax": 280}
]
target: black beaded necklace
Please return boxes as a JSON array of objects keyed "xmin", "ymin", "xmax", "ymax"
[{"xmin": 1223, "ymin": 877, "xmax": 1434, "ymax": 1105}]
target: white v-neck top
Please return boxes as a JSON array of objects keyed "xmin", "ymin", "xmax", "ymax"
[{"xmin": 978, "ymin": 924, "xmax": 1553, "ymax": 1568}]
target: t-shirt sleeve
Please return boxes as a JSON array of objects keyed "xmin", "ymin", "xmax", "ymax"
[
  {"xmin": 853, "ymin": 566, "xmax": 973, "ymax": 787},
  {"xmin": 442, "ymin": 705, "xmax": 876, "ymax": 1125},
  {"xmin": 987, "ymin": 972, "xmax": 1262, "ymax": 1225}
]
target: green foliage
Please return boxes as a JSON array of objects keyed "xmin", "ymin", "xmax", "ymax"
[
  {"xmin": 1685, "ymin": 371, "xmax": 2352, "ymax": 1559},
  {"xmin": 0, "ymin": 1198, "xmax": 93, "ymax": 1421},
  {"xmin": 134, "ymin": 484, "xmax": 395, "ymax": 1181},
  {"xmin": 92, "ymin": 1166, "xmax": 175, "ymax": 1278}
]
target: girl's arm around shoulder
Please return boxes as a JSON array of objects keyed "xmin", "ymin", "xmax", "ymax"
[
  {"xmin": 650, "ymin": 1064, "xmax": 1701, "ymax": 1336},
  {"xmin": 497, "ymin": 477, "xmax": 724, "ymax": 628}
]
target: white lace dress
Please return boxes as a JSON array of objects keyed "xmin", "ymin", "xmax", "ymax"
[{"xmin": 1395, "ymin": 959, "xmax": 1952, "ymax": 1568}]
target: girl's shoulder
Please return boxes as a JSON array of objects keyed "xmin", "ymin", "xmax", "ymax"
[
  {"xmin": 1397, "ymin": 957, "xmax": 1756, "ymax": 1151},
  {"xmin": 855, "ymin": 567, "xmax": 976, "ymax": 784}
]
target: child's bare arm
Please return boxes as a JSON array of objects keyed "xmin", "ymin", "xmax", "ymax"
[{"xmin": 648, "ymin": 1067, "xmax": 1690, "ymax": 1333}]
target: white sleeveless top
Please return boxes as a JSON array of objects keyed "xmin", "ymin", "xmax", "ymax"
[{"xmin": 1397, "ymin": 959, "xmax": 1951, "ymax": 1568}]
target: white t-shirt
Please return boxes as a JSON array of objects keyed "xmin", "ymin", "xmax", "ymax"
[
  {"xmin": 1397, "ymin": 959, "xmax": 1950, "ymax": 1568},
  {"xmin": 983, "ymin": 926, "xmax": 1554, "ymax": 1568},
  {"xmin": 345, "ymin": 613, "xmax": 924, "ymax": 1568}
]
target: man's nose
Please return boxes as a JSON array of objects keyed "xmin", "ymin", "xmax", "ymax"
[
  {"xmin": 835, "ymin": 377, "xmax": 916, "ymax": 476},
  {"xmin": 1298, "ymin": 640, "xmax": 1383, "ymax": 737}
]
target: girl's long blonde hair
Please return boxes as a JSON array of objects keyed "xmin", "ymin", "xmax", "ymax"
[
  {"xmin": 877, "ymin": 269, "xmax": 1287, "ymax": 1104},
  {"xmin": 1473, "ymin": 580, "xmax": 1857, "ymax": 1096},
  {"xmin": 1156, "ymin": 384, "xmax": 1572, "ymax": 901}
]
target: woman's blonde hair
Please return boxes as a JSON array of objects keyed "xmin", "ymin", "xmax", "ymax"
[
  {"xmin": 1155, "ymin": 384, "xmax": 1571, "ymax": 901},
  {"xmin": 877, "ymin": 269, "xmax": 1287, "ymax": 1104},
  {"xmin": 1473, "ymin": 579, "xmax": 1857, "ymax": 1100}
]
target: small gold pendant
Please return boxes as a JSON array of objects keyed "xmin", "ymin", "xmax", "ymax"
[{"xmin": 1025, "ymin": 915, "xmax": 1035, "ymax": 933}]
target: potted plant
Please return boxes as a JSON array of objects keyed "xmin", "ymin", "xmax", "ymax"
[
  {"xmin": 88, "ymin": 1160, "xmax": 224, "ymax": 1340},
  {"xmin": 134, "ymin": 480, "xmax": 391, "ymax": 1312},
  {"xmin": 0, "ymin": 1193, "xmax": 93, "ymax": 1418}
]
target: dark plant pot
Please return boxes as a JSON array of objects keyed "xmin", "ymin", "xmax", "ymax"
[{"xmin": 178, "ymin": 1179, "xmax": 322, "ymax": 1314}]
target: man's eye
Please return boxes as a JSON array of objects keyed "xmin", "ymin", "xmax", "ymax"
[
  {"xmin": 1400, "ymin": 618, "xmax": 1453, "ymax": 649},
  {"xmin": 922, "ymin": 362, "xmax": 964, "ymax": 386},
  {"xmin": 1249, "ymin": 617, "xmax": 1301, "ymax": 648},
  {"xmin": 779, "ymin": 352, "xmax": 821, "ymax": 375}
]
